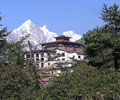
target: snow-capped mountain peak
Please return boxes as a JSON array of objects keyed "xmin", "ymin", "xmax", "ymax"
[
  {"xmin": 7, "ymin": 19, "xmax": 82, "ymax": 50},
  {"xmin": 7, "ymin": 20, "xmax": 57, "ymax": 50},
  {"xmin": 40, "ymin": 25, "xmax": 57, "ymax": 42},
  {"xmin": 41, "ymin": 25, "xmax": 47, "ymax": 29},
  {"xmin": 19, "ymin": 19, "xmax": 34, "ymax": 28},
  {"xmin": 23, "ymin": 19, "xmax": 33, "ymax": 25},
  {"xmin": 62, "ymin": 31, "xmax": 82, "ymax": 41}
]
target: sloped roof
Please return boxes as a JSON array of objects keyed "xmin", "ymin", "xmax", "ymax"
[
  {"xmin": 41, "ymin": 41, "xmax": 82, "ymax": 48},
  {"xmin": 54, "ymin": 35, "xmax": 71, "ymax": 39}
]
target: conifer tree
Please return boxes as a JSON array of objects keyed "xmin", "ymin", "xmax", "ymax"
[
  {"xmin": 84, "ymin": 4, "xmax": 120, "ymax": 71},
  {"xmin": 101, "ymin": 3, "xmax": 120, "ymax": 30},
  {"xmin": 100, "ymin": 3, "xmax": 120, "ymax": 70},
  {"xmin": 0, "ymin": 15, "xmax": 29, "ymax": 67},
  {"xmin": 0, "ymin": 15, "xmax": 9, "ymax": 66}
]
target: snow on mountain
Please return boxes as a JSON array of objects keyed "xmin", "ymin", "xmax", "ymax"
[
  {"xmin": 7, "ymin": 19, "xmax": 82, "ymax": 50},
  {"xmin": 7, "ymin": 19, "xmax": 57, "ymax": 50},
  {"xmin": 40, "ymin": 25, "xmax": 57, "ymax": 42},
  {"xmin": 62, "ymin": 31, "xmax": 82, "ymax": 42},
  {"xmin": 7, "ymin": 20, "xmax": 45, "ymax": 44}
]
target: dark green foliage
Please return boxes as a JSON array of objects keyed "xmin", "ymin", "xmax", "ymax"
[
  {"xmin": 0, "ymin": 65, "xmax": 32, "ymax": 100},
  {"xmin": 84, "ymin": 4, "xmax": 120, "ymax": 70},
  {"xmin": 0, "ymin": 38, "xmax": 26, "ymax": 67},
  {"xmin": 84, "ymin": 28, "xmax": 112, "ymax": 68},
  {"xmin": 0, "ymin": 15, "xmax": 9, "ymax": 53},
  {"xmin": 0, "ymin": 15, "xmax": 26, "ymax": 67},
  {"xmin": 37, "ymin": 61, "xmax": 120, "ymax": 100},
  {"xmin": 0, "ymin": 15, "xmax": 8, "ymax": 61},
  {"xmin": 0, "ymin": 15, "xmax": 42, "ymax": 100},
  {"xmin": 101, "ymin": 3, "xmax": 120, "ymax": 27}
]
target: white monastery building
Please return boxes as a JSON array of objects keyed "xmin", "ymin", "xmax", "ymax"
[{"xmin": 24, "ymin": 35, "xmax": 84, "ymax": 69}]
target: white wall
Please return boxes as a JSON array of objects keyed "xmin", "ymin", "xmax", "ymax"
[
  {"xmin": 55, "ymin": 49, "xmax": 84, "ymax": 61},
  {"xmin": 24, "ymin": 49, "xmax": 84, "ymax": 69}
]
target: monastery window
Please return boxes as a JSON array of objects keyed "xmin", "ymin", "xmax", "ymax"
[
  {"xmin": 26, "ymin": 55, "xmax": 30, "ymax": 58},
  {"xmin": 62, "ymin": 58, "xmax": 64, "ymax": 60},
  {"xmin": 48, "ymin": 63, "xmax": 50, "ymax": 66},
  {"xmin": 41, "ymin": 63, "xmax": 44, "ymax": 67},
  {"xmin": 36, "ymin": 54, "xmax": 39, "ymax": 57},
  {"xmin": 78, "ymin": 56, "xmax": 81, "ymax": 59},
  {"xmin": 41, "ymin": 58, "xmax": 44, "ymax": 61},
  {"xmin": 62, "ymin": 53, "xmax": 65, "ymax": 56},
  {"xmin": 36, "ymin": 58, "xmax": 39, "ymax": 61}
]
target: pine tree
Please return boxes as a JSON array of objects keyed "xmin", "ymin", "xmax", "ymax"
[
  {"xmin": 84, "ymin": 4, "xmax": 120, "ymax": 71},
  {"xmin": 101, "ymin": 3, "xmax": 120, "ymax": 30},
  {"xmin": 0, "ymin": 15, "xmax": 9, "ymax": 66},
  {"xmin": 100, "ymin": 3, "xmax": 120, "ymax": 70}
]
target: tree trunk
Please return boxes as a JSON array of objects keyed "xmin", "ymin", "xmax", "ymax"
[{"xmin": 28, "ymin": 40, "xmax": 32, "ymax": 62}]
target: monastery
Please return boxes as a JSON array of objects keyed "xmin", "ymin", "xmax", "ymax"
[{"xmin": 24, "ymin": 35, "xmax": 84, "ymax": 83}]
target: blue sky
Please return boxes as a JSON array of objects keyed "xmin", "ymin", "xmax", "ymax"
[{"xmin": 0, "ymin": 0, "xmax": 120, "ymax": 36}]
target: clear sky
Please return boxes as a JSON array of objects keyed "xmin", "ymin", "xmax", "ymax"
[{"xmin": 0, "ymin": 0, "xmax": 120, "ymax": 36}]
